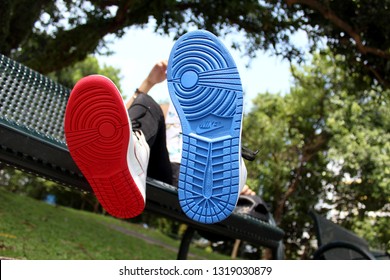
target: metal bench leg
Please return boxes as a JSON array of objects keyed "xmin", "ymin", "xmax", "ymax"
[
  {"xmin": 177, "ymin": 226, "xmax": 195, "ymax": 260},
  {"xmin": 272, "ymin": 240, "xmax": 285, "ymax": 260}
]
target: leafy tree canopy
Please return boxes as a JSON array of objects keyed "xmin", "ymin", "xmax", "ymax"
[
  {"xmin": 243, "ymin": 50, "xmax": 389, "ymax": 259},
  {"xmin": 1, "ymin": 0, "xmax": 389, "ymax": 89},
  {"xmin": 48, "ymin": 55, "xmax": 123, "ymax": 92}
]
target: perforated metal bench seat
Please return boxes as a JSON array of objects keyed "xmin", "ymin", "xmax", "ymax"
[{"xmin": 0, "ymin": 54, "xmax": 284, "ymax": 259}]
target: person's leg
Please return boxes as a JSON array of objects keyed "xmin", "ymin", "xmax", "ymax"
[
  {"xmin": 128, "ymin": 93, "xmax": 172, "ymax": 185},
  {"xmin": 170, "ymin": 162, "xmax": 181, "ymax": 187}
]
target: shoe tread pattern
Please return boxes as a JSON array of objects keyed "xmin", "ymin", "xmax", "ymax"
[
  {"xmin": 64, "ymin": 76, "xmax": 144, "ymax": 218},
  {"xmin": 168, "ymin": 31, "xmax": 243, "ymax": 224}
]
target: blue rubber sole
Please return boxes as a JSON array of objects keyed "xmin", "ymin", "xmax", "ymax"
[{"xmin": 167, "ymin": 30, "xmax": 243, "ymax": 224}]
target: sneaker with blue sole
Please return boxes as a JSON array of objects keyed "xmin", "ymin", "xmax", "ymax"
[{"xmin": 167, "ymin": 30, "xmax": 246, "ymax": 224}]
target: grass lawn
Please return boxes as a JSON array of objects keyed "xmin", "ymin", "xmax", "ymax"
[{"xmin": 0, "ymin": 188, "xmax": 229, "ymax": 260}]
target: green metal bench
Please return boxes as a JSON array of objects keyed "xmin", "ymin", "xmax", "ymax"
[{"xmin": 0, "ymin": 53, "xmax": 284, "ymax": 259}]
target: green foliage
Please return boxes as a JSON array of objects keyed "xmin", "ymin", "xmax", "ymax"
[
  {"xmin": 327, "ymin": 90, "xmax": 390, "ymax": 212},
  {"xmin": 0, "ymin": 167, "xmax": 99, "ymax": 213},
  {"xmin": 351, "ymin": 215, "xmax": 390, "ymax": 255},
  {"xmin": 48, "ymin": 55, "xmax": 123, "ymax": 93},
  {"xmin": 1, "ymin": 0, "xmax": 388, "ymax": 88},
  {"xmin": 0, "ymin": 188, "xmax": 229, "ymax": 259},
  {"xmin": 278, "ymin": 0, "xmax": 390, "ymax": 88},
  {"xmin": 243, "ymin": 51, "xmax": 389, "ymax": 259}
]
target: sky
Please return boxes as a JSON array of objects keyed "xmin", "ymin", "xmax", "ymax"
[{"xmin": 96, "ymin": 23, "xmax": 296, "ymax": 113}]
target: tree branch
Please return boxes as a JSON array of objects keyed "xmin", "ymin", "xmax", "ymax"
[
  {"xmin": 17, "ymin": 1, "xmax": 150, "ymax": 73},
  {"xmin": 364, "ymin": 64, "xmax": 390, "ymax": 88},
  {"xmin": 273, "ymin": 130, "xmax": 330, "ymax": 224},
  {"xmin": 285, "ymin": 0, "xmax": 390, "ymax": 59},
  {"xmin": 274, "ymin": 159, "xmax": 303, "ymax": 224}
]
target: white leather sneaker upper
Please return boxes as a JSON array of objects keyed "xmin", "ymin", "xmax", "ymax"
[{"xmin": 126, "ymin": 129, "xmax": 150, "ymax": 201}]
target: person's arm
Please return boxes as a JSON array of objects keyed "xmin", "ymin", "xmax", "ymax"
[{"xmin": 126, "ymin": 60, "xmax": 168, "ymax": 109}]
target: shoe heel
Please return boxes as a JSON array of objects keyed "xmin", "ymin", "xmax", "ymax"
[
  {"xmin": 91, "ymin": 169, "xmax": 145, "ymax": 218},
  {"xmin": 178, "ymin": 135, "xmax": 240, "ymax": 223}
]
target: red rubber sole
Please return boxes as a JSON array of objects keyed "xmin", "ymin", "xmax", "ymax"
[{"xmin": 64, "ymin": 75, "xmax": 145, "ymax": 218}]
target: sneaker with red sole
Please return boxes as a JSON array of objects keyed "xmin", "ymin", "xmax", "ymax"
[{"xmin": 64, "ymin": 75, "xmax": 149, "ymax": 218}]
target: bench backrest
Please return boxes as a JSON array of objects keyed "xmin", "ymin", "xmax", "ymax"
[{"xmin": 311, "ymin": 211, "xmax": 374, "ymax": 259}]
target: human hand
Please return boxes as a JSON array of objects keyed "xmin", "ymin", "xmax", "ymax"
[
  {"xmin": 146, "ymin": 60, "xmax": 168, "ymax": 86},
  {"xmin": 240, "ymin": 184, "xmax": 256, "ymax": 196}
]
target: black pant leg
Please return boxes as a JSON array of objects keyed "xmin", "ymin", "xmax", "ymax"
[{"xmin": 127, "ymin": 94, "xmax": 172, "ymax": 185}]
